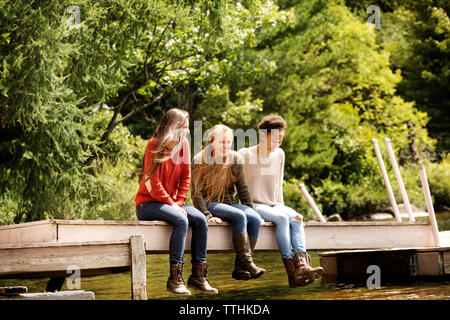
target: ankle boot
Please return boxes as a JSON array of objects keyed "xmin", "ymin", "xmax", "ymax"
[
  {"xmin": 305, "ymin": 252, "xmax": 324, "ymax": 280},
  {"xmin": 232, "ymin": 232, "xmax": 266, "ymax": 280},
  {"xmin": 167, "ymin": 263, "xmax": 191, "ymax": 296},
  {"xmin": 293, "ymin": 252, "xmax": 324, "ymax": 286},
  {"xmin": 233, "ymin": 256, "xmax": 251, "ymax": 280},
  {"xmin": 188, "ymin": 262, "xmax": 218, "ymax": 295},
  {"xmin": 282, "ymin": 258, "xmax": 299, "ymax": 288}
]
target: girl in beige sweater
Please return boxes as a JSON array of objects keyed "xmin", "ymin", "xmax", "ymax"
[{"xmin": 238, "ymin": 115, "xmax": 323, "ymax": 288}]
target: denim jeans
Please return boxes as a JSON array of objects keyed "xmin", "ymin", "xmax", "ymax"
[
  {"xmin": 206, "ymin": 202, "xmax": 262, "ymax": 238},
  {"xmin": 136, "ymin": 201, "xmax": 208, "ymax": 264},
  {"xmin": 254, "ymin": 203, "xmax": 306, "ymax": 259}
]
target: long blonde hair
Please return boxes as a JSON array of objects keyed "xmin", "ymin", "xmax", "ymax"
[
  {"xmin": 192, "ymin": 125, "xmax": 239, "ymax": 203},
  {"xmin": 141, "ymin": 108, "xmax": 189, "ymax": 183}
]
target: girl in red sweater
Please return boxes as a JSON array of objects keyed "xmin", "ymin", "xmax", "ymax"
[{"xmin": 134, "ymin": 108, "xmax": 217, "ymax": 296}]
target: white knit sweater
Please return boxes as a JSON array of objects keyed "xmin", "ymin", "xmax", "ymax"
[{"xmin": 237, "ymin": 145, "xmax": 285, "ymax": 206}]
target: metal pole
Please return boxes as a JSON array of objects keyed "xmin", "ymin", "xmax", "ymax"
[
  {"xmin": 384, "ymin": 138, "xmax": 415, "ymax": 221},
  {"xmin": 298, "ymin": 183, "xmax": 327, "ymax": 222},
  {"xmin": 371, "ymin": 138, "xmax": 402, "ymax": 221},
  {"xmin": 419, "ymin": 167, "xmax": 441, "ymax": 247}
]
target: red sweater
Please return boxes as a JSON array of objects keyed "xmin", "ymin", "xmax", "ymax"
[{"xmin": 134, "ymin": 137, "xmax": 191, "ymax": 207}]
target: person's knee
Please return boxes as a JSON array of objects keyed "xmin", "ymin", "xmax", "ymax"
[
  {"xmin": 247, "ymin": 209, "xmax": 263, "ymax": 225},
  {"xmin": 272, "ymin": 213, "xmax": 289, "ymax": 228},
  {"xmin": 293, "ymin": 214, "xmax": 303, "ymax": 222},
  {"xmin": 174, "ymin": 215, "xmax": 189, "ymax": 230},
  {"xmin": 232, "ymin": 210, "xmax": 247, "ymax": 225},
  {"xmin": 256, "ymin": 212, "xmax": 264, "ymax": 223},
  {"xmin": 192, "ymin": 214, "xmax": 208, "ymax": 231}
]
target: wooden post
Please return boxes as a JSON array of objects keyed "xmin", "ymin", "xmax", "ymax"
[
  {"xmin": 419, "ymin": 167, "xmax": 441, "ymax": 247},
  {"xmin": 298, "ymin": 183, "xmax": 326, "ymax": 222},
  {"xmin": 371, "ymin": 138, "xmax": 402, "ymax": 221},
  {"xmin": 384, "ymin": 138, "xmax": 415, "ymax": 221},
  {"xmin": 130, "ymin": 235, "xmax": 147, "ymax": 300}
]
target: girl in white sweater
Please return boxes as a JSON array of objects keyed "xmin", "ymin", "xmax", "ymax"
[{"xmin": 238, "ymin": 115, "xmax": 323, "ymax": 288}]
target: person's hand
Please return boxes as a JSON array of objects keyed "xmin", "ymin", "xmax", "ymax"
[
  {"xmin": 260, "ymin": 219, "xmax": 265, "ymax": 226},
  {"xmin": 208, "ymin": 217, "xmax": 222, "ymax": 224},
  {"xmin": 171, "ymin": 203, "xmax": 187, "ymax": 216}
]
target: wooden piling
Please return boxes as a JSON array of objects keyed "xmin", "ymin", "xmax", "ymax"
[
  {"xmin": 130, "ymin": 235, "xmax": 147, "ymax": 300},
  {"xmin": 371, "ymin": 138, "xmax": 401, "ymax": 221},
  {"xmin": 384, "ymin": 138, "xmax": 415, "ymax": 221},
  {"xmin": 419, "ymin": 167, "xmax": 441, "ymax": 247},
  {"xmin": 298, "ymin": 183, "xmax": 326, "ymax": 222}
]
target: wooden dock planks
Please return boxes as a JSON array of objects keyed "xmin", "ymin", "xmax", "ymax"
[
  {"xmin": 0, "ymin": 219, "xmax": 438, "ymax": 251},
  {"xmin": 0, "ymin": 235, "xmax": 148, "ymax": 300},
  {"xmin": 0, "ymin": 240, "xmax": 131, "ymax": 278}
]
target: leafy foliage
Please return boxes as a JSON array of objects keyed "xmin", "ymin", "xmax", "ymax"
[{"xmin": 0, "ymin": 0, "xmax": 448, "ymax": 224}]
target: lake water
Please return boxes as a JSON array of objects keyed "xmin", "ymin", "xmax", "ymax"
[
  {"xmin": 1, "ymin": 212, "xmax": 449, "ymax": 300},
  {"xmin": 0, "ymin": 251, "xmax": 448, "ymax": 300}
]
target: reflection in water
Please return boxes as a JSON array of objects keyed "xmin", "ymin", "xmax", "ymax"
[{"xmin": 1, "ymin": 252, "xmax": 449, "ymax": 300}]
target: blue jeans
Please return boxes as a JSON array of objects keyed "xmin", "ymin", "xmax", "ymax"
[
  {"xmin": 136, "ymin": 201, "xmax": 208, "ymax": 264},
  {"xmin": 206, "ymin": 202, "xmax": 262, "ymax": 238},
  {"xmin": 254, "ymin": 203, "xmax": 306, "ymax": 259}
]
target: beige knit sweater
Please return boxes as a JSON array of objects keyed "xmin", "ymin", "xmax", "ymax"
[{"xmin": 237, "ymin": 145, "xmax": 284, "ymax": 206}]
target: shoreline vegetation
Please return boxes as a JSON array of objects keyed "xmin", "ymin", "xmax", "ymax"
[{"xmin": 1, "ymin": 0, "xmax": 449, "ymax": 225}]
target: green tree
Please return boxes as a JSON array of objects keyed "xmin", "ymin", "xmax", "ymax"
[
  {"xmin": 213, "ymin": 0, "xmax": 436, "ymax": 218},
  {"xmin": 345, "ymin": 0, "xmax": 450, "ymax": 155},
  {"xmin": 0, "ymin": 0, "xmax": 292, "ymax": 223}
]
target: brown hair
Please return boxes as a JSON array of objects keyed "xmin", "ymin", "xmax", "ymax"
[
  {"xmin": 141, "ymin": 108, "xmax": 189, "ymax": 183},
  {"xmin": 258, "ymin": 114, "xmax": 286, "ymax": 131},
  {"xmin": 191, "ymin": 125, "xmax": 238, "ymax": 203}
]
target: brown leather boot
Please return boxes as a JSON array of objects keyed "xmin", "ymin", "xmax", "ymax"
[
  {"xmin": 187, "ymin": 262, "xmax": 218, "ymax": 295},
  {"xmin": 167, "ymin": 263, "xmax": 191, "ymax": 296},
  {"xmin": 232, "ymin": 232, "xmax": 266, "ymax": 280},
  {"xmin": 232, "ymin": 235, "xmax": 260, "ymax": 279},
  {"xmin": 293, "ymin": 252, "xmax": 324, "ymax": 286},
  {"xmin": 282, "ymin": 258, "xmax": 300, "ymax": 288},
  {"xmin": 304, "ymin": 252, "xmax": 324, "ymax": 281},
  {"xmin": 233, "ymin": 256, "xmax": 251, "ymax": 280}
]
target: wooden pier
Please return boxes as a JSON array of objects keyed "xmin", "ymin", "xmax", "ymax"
[
  {"xmin": 0, "ymin": 219, "xmax": 446, "ymax": 299},
  {"xmin": 0, "ymin": 232, "xmax": 147, "ymax": 300},
  {"xmin": 320, "ymin": 245, "xmax": 450, "ymax": 284},
  {"xmin": 0, "ymin": 219, "xmax": 438, "ymax": 251}
]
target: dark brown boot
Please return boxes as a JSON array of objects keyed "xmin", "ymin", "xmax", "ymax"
[
  {"xmin": 188, "ymin": 262, "xmax": 218, "ymax": 295},
  {"xmin": 167, "ymin": 263, "xmax": 191, "ymax": 296},
  {"xmin": 233, "ymin": 256, "xmax": 251, "ymax": 280},
  {"xmin": 232, "ymin": 232, "xmax": 266, "ymax": 280},
  {"xmin": 233, "ymin": 236, "xmax": 260, "ymax": 279},
  {"xmin": 282, "ymin": 258, "xmax": 299, "ymax": 288},
  {"xmin": 293, "ymin": 252, "xmax": 324, "ymax": 286}
]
